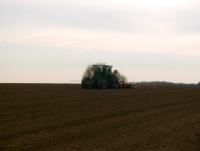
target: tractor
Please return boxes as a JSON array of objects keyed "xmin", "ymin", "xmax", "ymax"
[{"xmin": 81, "ymin": 64, "xmax": 119, "ymax": 89}]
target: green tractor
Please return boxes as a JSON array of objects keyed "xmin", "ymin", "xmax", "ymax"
[{"xmin": 82, "ymin": 64, "xmax": 119, "ymax": 89}]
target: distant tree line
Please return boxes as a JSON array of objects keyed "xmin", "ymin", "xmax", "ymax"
[{"xmin": 134, "ymin": 81, "xmax": 199, "ymax": 86}]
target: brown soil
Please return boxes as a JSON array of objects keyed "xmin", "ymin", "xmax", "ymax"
[{"xmin": 0, "ymin": 84, "xmax": 200, "ymax": 151}]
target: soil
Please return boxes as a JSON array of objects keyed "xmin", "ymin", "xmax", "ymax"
[{"xmin": 0, "ymin": 84, "xmax": 200, "ymax": 151}]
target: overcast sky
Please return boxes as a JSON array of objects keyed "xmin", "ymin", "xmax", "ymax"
[{"xmin": 0, "ymin": 0, "xmax": 200, "ymax": 83}]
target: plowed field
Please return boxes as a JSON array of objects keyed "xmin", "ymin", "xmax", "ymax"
[{"xmin": 0, "ymin": 84, "xmax": 200, "ymax": 151}]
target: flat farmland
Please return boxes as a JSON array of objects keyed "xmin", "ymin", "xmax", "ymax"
[{"xmin": 0, "ymin": 84, "xmax": 200, "ymax": 151}]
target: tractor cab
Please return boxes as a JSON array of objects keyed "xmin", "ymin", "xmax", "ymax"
[{"xmin": 92, "ymin": 65, "xmax": 112, "ymax": 76}]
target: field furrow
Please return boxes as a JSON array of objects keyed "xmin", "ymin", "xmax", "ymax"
[{"xmin": 0, "ymin": 84, "xmax": 200, "ymax": 151}]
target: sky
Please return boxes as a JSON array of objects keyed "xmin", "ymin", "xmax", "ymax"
[{"xmin": 0, "ymin": 0, "xmax": 200, "ymax": 83}]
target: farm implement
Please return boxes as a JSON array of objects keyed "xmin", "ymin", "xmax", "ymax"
[{"xmin": 81, "ymin": 64, "xmax": 134, "ymax": 89}]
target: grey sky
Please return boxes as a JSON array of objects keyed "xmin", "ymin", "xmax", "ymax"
[{"xmin": 0, "ymin": 0, "xmax": 200, "ymax": 83}]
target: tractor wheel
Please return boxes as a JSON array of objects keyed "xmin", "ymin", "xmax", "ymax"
[
  {"xmin": 98, "ymin": 79, "xmax": 107, "ymax": 89},
  {"xmin": 81, "ymin": 78, "xmax": 90, "ymax": 89},
  {"xmin": 108, "ymin": 75, "xmax": 119, "ymax": 88}
]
